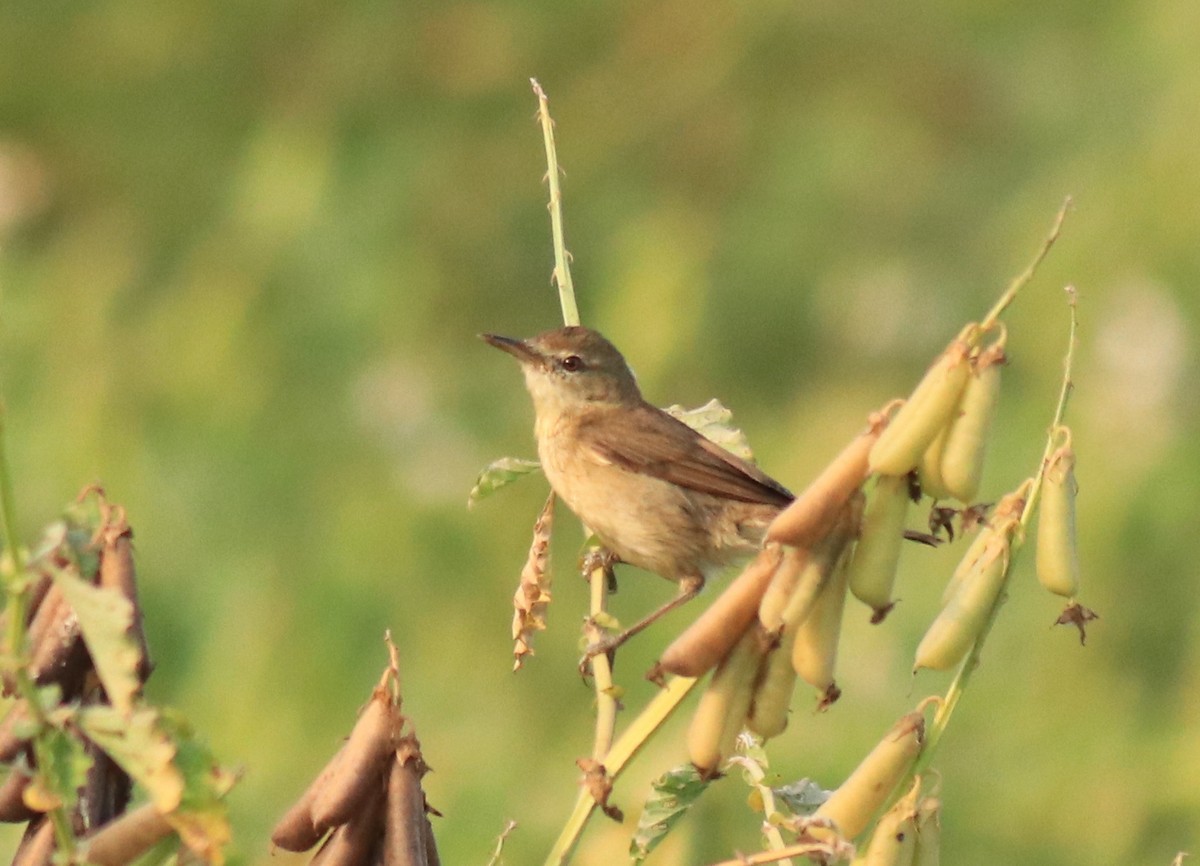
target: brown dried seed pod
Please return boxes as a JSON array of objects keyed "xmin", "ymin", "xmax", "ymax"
[
  {"xmin": 654, "ymin": 545, "xmax": 783, "ymax": 679},
  {"xmin": 311, "ymin": 692, "xmax": 400, "ymax": 831},
  {"xmin": 98, "ymin": 520, "xmax": 152, "ymax": 683},
  {"xmin": 82, "ymin": 745, "xmax": 133, "ymax": 834},
  {"xmin": 0, "ymin": 766, "xmax": 36, "ymax": 823},
  {"xmin": 28, "ymin": 588, "xmax": 86, "ymax": 692},
  {"xmin": 271, "ymin": 752, "xmax": 337, "ymax": 853},
  {"xmin": 312, "ymin": 781, "xmax": 386, "ymax": 866},
  {"xmin": 82, "ymin": 803, "xmax": 174, "ymax": 866},
  {"xmin": 22, "ymin": 573, "xmax": 54, "ymax": 628},
  {"xmin": 421, "ymin": 814, "xmax": 440, "ymax": 866},
  {"xmin": 765, "ymin": 414, "xmax": 884, "ymax": 548},
  {"xmin": 384, "ymin": 751, "xmax": 429, "ymax": 866},
  {"xmin": 11, "ymin": 816, "xmax": 56, "ymax": 866}
]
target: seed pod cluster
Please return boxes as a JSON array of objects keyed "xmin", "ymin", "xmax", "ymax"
[
  {"xmin": 1, "ymin": 493, "xmax": 155, "ymax": 866},
  {"xmin": 271, "ymin": 654, "xmax": 440, "ymax": 866},
  {"xmin": 869, "ymin": 325, "xmax": 1007, "ymax": 509},
  {"xmin": 682, "ymin": 495, "xmax": 862, "ymax": 773}
]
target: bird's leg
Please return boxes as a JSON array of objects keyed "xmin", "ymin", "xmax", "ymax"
[
  {"xmin": 581, "ymin": 575, "xmax": 704, "ymax": 667},
  {"xmin": 580, "ymin": 547, "xmax": 621, "ymax": 593}
]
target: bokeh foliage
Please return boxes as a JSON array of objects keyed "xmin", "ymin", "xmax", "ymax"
[{"xmin": 0, "ymin": 1, "xmax": 1197, "ymax": 864}]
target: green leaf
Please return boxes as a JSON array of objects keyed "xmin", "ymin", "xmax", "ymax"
[
  {"xmin": 31, "ymin": 725, "xmax": 93, "ymax": 812},
  {"xmin": 663, "ymin": 399, "xmax": 756, "ymax": 462},
  {"xmin": 772, "ymin": 777, "xmax": 830, "ymax": 816},
  {"xmin": 468, "ymin": 457, "xmax": 542, "ymax": 506},
  {"xmin": 51, "ymin": 563, "xmax": 142, "ymax": 715},
  {"xmin": 630, "ymin": 763, "xmax": 710, "ymax": 862},
  {"xmin": 79, "ymin": 707, "xmax": 233, "ymax": 864}
]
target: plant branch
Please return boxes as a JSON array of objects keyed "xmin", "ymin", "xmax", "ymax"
[{"xmin": 531, "ymin": 79, "xmax": 580, "ymax": 327}]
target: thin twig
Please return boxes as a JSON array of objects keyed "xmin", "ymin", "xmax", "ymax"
[{"xmin": 980, "ymin": 196, "xmax": 1072, "ymax": 330}]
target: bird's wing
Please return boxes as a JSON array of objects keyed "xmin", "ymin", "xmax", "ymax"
[{"xmin": 579, "ymin": 404, "xmax": 794, "ymax": 507}]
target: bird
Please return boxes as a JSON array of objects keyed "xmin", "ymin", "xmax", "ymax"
[{"xmin": 483, "ymin": 325, "xmax": 794, "ymax": 654}]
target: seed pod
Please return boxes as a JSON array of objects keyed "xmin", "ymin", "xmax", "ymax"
[
  {"xmin": 766, "ymin": 412, "xmax": 886, "ymax": 547},
  {"xmin": 939, "ymin": 342, "xmax": 1005, "ymax": 504},
  {"xmin": 311, "ymin": 691, "xmax": 400, "ymax": 831},
  {"xmin": 11, "ymin": 816, "xmax": 55, "ymax": 866},
  {"xmin": 746, "ymin": 627, "xmax": 798, "ymax": 740},
  {"xmin": 686, "ymin": 628, "xmax": 767, "ymax": 776},
  {"xmin": 422, "ymin": 813, "xmax": 441, "ymax": 866},
  {"xmin": 917, "ymin": 429, "xmax": 950, "ymax": 502},
  {"xmin": 1036, "ymin": 435, "xmax": 1079, "ymax": 598},
  {"xmin": 912, "ymin": 796, "xmax": 941, "ymax": 866},
  {"xmin": 776, "ymin": 499, "xmax": 861, "ymax": 634},
  {"xmin": 792, "ymin": 553, "xmax": 850, "ymax": 703},
  {"xmin": 857, "ymin": 780, "xmax": 919, "ymax": 866},
  {"xmin": 845, "ymin": 474, "xmax": 910, "ymax": 621},
  {"xmin": 82, "ymin": 745, "xmax": 132, "ymax": 833},
  {"xmin": 869, "ymin": 329, "xmax": 976, "ymax": 477},
  {"xmin": 813, "ymin": 710, "xmax": 925, "ymax": 841},
  {"xmin": 915, "ymin": 525, "xmax": 1014, "ymax": 673},
  {"xmin": 656, "ymin": 545, "xmax": 783, "ymax": 678},
  {"xmin": 939, "ymin": 490, "xmax": 1025, "ymax": 606},
  {"xmin": 758, "ymin": 546, "xmax": 809, "ymax": 634},
  {"xmin": 98, "ymin": 517, "xmax": 152, "ymax": 683},
  {"xmin": 82, "ymin": 803, "xmax": 174, "ymax": 866},
  {"xmin": 311, "ymin": 783, "xmax": 386, "ymax": 866},
  {"xmin": 384, "ymin": 745, "xmax": 429, "ymax": 866}
]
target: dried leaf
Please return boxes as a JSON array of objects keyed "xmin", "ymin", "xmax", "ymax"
[
  {"xmin": 630, "ymin": 763, "xmax": 710, "ymax": 863},
  {"xmin": 772, "ymin": 777, "xmax": 831, "ymax": 815},
  {"xmin": 50, "ymin": 564, "xmax": 142, "ymax": 715},
  {"xmin": 663, "ymin": 399, "xmax": 755, "ymax": 462},
  {"xmin": 78, "ymin": 706, "xmax": 185, "ymax": 814},
  {"xmin": 468, "ymin": 457, "xmax": 542, "ymax": 506},
  {"xmin": 1054, "ymin": 602, "xmax": 1099, "ymax": 645},
  {"xmin": 512, "ymin": 492, "xmax": 555, "ymax": 671}
]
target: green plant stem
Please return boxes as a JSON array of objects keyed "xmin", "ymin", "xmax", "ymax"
[
  {"xmin": 913, "ymin": 287, "xmax": 1079, "ymax": 775},
  {"xmin": 980, "ymin": 197, "xmax": 1071, "ymax": 330},
  {"xmin": 531, "ymin": 79, "xmax": 580, "ymax": 327},
  {"xmin": 734, "ymin": 758, "xmax": 792, "ymax": 866},
  {"xmin": 544, "ymin": 675, "xmax": 700, "ymax": 866},
  {"xmin": 0, "ymin": 405, "xmax": 28, "ymax": 660}
]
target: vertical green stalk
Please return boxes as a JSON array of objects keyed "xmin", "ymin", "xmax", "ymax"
[
  {"xmin": 531, "ymin": 79, "xmax": 580, "ymax": 328},
  {"xmin": 0, "ymin": 404, "xmax": 28, "ymax": 658}
]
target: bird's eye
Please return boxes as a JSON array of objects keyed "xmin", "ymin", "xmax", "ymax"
[{"xmin": 561, "ymin": 355, "xmax": 583, "ymax": 372}]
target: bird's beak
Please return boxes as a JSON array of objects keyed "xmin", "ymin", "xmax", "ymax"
[{"xmin": 480, "ymin": 333, "xmax": 543, "ymax": 366}]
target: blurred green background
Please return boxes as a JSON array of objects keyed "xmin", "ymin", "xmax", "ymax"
[{"xmin": 0, "ymin": 1, "xmax": 1197, "ymax": 864}]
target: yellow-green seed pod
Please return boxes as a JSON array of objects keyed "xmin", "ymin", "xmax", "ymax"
[
  {"xmin": 747, "ymin": 626, "xmax": 799, "ymax": 740},
  {"xmin": 846, "ymin": 474, "xmax": 910, "ymax": 620},
  {"xmin": 792, "ymin": 552, "xmax": 850, "ymax": 697},
  {"xmin": 858, "ymin": 781, "xmax": 919, "ymax": 866},
  {"xmin": 869, "ymin": 328, "xmax": 976, "ymax": 476},
  {"xmin": 913, "ymin": 796, "xmax": 941, "ymax": 866},
  {"xmin": 939, "ymin": 342, "xmax": 1005, "ymax": 504},
  {"xmin": 1036, "ymin": 437, "xmax": 1079, "ymax": 598},
  {"xmin": 759, "ymin": 546, "xmax": 810, "ymax": 634},
  {"xmin": 940, "ymin": 489, "xmax": 1025, "ymax": 606},
  {"xmin": 917, "ymin": 428, "xmax": 950, "ymax": 502},
  {"xmin": 686, "ymin": 628, "xmax": 767, "ymax": 775},
  {"xmin": 812, "ymin": 710, "xmax": 925, "ymax": 841},
  {"xmin": 915, "ymin": 526, "xmax": 1014, "ymax": 672}
]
